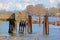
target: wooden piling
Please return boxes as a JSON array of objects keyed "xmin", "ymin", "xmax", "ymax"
[
  {"xmin": 39, "ymin": 16, "xmax": 42, "ymax": 25},
  {"xmin": 43, "ymin": 15, "xmax": 49, "ymax": 35},
  {"xmin": 28, "ymin": 15, "xmax": 32, "ymax": 34}
]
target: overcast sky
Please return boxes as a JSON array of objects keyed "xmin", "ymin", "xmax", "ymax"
[{"xmin": 0, "ymin": 0, "xmax": 60, "ymax": 11}]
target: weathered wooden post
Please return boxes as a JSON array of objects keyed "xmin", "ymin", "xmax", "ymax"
[
  {"xmin": 39, "ymin": 16, "xmax": 42, "ymax": 25},
  {"xmin": 28, "ymin": 15, "xmax": 32, "ymax": 34},
  {"xmin": 43, "ymin": 15, "xmax": 49, "ymax": 35}
]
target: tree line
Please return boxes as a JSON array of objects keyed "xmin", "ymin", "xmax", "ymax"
[{"xmin": 24, "ymin": 4, "xmax": 60, "ymax": 16}]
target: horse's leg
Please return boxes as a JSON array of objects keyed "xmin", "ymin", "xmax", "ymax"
[
  {"xmin": 24, "ymin": 24, "xmax": 25, "ymax": 33},
  {"xmin": 19, "ymin": 24, "xmax": 20, "ymax": 32},
  {"xmin": 19, "ymin": 25, "xmax": 21, "ymax": 32},
  {"xmin": 20, "ymin": 25, "xmax": 22, "ymax": 32},
  {"xmin": 19, "ymin": 22, "xmax": 22, "ymax": 32},
  {"xmin": 23, "ymin": 25, "xmax": 24, "ymax": 32},
  {"xmin": 22, "ymin": 25, "xmax": 23, "ymax": 33},
  {"xmin": 25, "ymin": 25, "xmax": 26, "ymax": 32},
  {"xmin": 8, "ymin": 24, "xmax": 11, "ymax": 33},
  {"xmin": 21, "ymin": 24, "xmax": 24, "ymax": 33},
  {"xmin": 9, "ymin": 24, "xmax": 13, "ymax": 33},
  {"xmin": 11, "ymin": 25, "xmax": 14, "ymax": 33}
]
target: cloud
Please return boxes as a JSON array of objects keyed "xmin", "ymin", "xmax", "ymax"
[
  {"xmin": 0, "ymin": 1, "xmax": 30, "ymax": 10},
  {"xmin": 35, "ymin": 0, "xmax": 38, "ymax": 1},
  {"xmin": 0, "ymin": 2, "xmax": 13, "ymax": 9},
  {"xmin": 0, "ymin": 2, "xmax": 14, "ymax": 10},
  {"xmin": 0, "ymin": 3, "xmax": 4, "ymax": 8},
  {"xmin": 6, "ymin": 2, "xmax": 13, "ymax": 8},
  {"xmin": 15, "ymin": 3, "xmax": 22, "ymax": 10},
  {"xmin": 23, "ymin": 0, "xmax": 37, "ymax": 2},
  {"xmin": 24, "ymin": 3, "xmax": 29, "ymax": 9},
  {"xmin": 49, "ymin": 0, "xmax": 60, "ymax": 4},
  {"xmin": 0, "ymin": 0, "xmax": 35, "ymax": 10},
  {"xmin": 15, "ymin": 3, "xmax": 30, "ymax": 10},
  {"xmin": 49, "ymin": 0, "xmax": 55, "ymax": 4},
  {"xmin": 57, "ymin": 0, "xmax": 60, "ymax": 3},
  {"xmin": 23, "ymin": 0, "xmax": 31, "ymax": 2}
]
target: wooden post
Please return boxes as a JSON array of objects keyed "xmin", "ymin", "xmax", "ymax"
[
  {"xmin": 43, "ymin": 15, "xmax": 49, "ymax": 35},
  {"xmin": 28, "ymin": 15, "xmax": 32, "ymax": 34},
  {"xmin": 39, "ymin": 16, "xmax": 42, "ymax": 25}
]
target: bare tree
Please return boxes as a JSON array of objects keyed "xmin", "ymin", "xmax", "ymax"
[
  {"xmin": 26, "ymin": 5, "xmax": 34, "ymax": 15},
  {"xmin": 34, "ymin": 4, "xmax": 46, "ymax": 16},
  {"xmin": 26, "ymin": 4, "xmax": 49, "ymax": 16},
  {"xmin": 49, "ymin": 7, "xmax": 58, "ymax": 16},
  {"xmin": 57, "ymin": 3, "xmax": 60, "ymax": 13}
]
